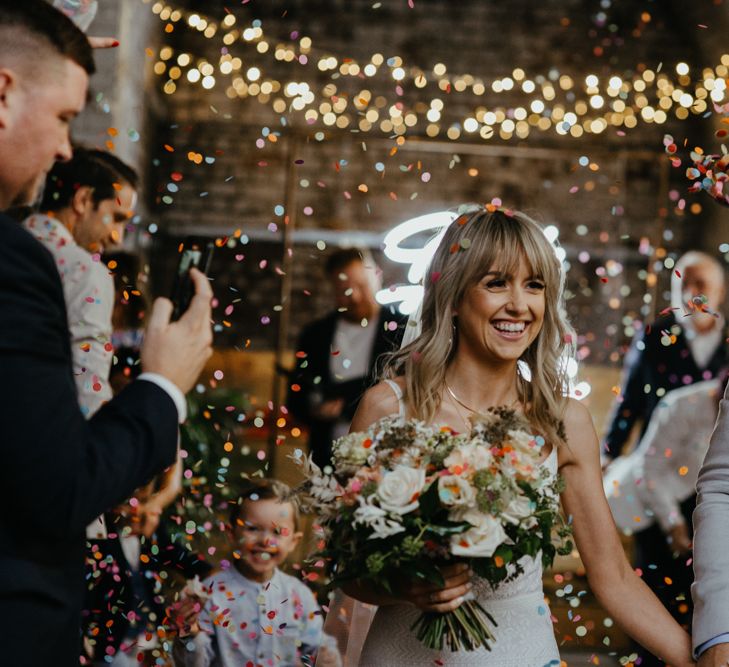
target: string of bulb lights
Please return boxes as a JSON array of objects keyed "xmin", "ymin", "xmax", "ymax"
[{"xmin": 145, "ymin": 0, "xmax": 729, "ymax": 142}]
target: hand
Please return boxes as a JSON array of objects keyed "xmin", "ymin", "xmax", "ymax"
[
  {"xmin": 139, "ymin": 501, "xmax": 162, "ymax": 538},
  {"xmin": 315, "ymin": 645, "xmax": 342, "ymax": 667},
  {"xmin": 699, "ymin": 642, "xmax": 729, "ymax": 666},
  {"xmin": 668, "ymin": 522, "xmax": 692, "ymax": 556},
  {"xmin": 396, "ymin": 562, "xmax": 472, "ymax": 613},
  {"xmin": 88, "ymin": 36, "xmax": 119, "ymax": 49},
  {"xmin": 169, "ymin": 596, "xmax": 203, "ymax": 637},
  {"xmin": 141, "ymin": 268, "xmax": 213, "ymax": 394},
  {"xmin": 313, "ymin": 398, "xmax": 346, "ymax": 421}
]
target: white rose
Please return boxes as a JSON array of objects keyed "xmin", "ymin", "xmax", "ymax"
[
  {"xmin": 502, "ymin": 493, "xmax": 536, "ymax": 526},
  {"xmin": 438, "ymin": 475, "xmax": 476, "ymax": 508},
  {"xmin": 444, "ymin": 443, "xmax": 493, "ymax": 472},
  {"xmin": 377, "ymin": 466, "xmax": 426, "ymax": 515},
  {"xmin": 450, "ymin": 510, "xmax": 508, "ymax": 557}
]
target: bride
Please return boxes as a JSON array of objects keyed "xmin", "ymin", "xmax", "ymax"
[{"xmin": 328, "ymin": 206, "xmax": 693, "ymax": 666}]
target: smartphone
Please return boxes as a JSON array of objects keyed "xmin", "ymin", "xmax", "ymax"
[{"xmin": 170, "ymin": 237, "xmax": 215, "ymax": 320}]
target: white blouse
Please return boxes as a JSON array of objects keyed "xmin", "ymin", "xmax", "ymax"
[{"xmin": 604, "ymin": 378, "xmax": 722, "ymax": 533}]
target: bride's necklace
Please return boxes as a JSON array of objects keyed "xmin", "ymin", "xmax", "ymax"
[{"xmin": 444, "ymin": 380, "xmax": 520, "ymax": 416}]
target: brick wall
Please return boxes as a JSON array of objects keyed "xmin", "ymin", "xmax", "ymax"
[{"xmin": 137, "ymin": 0, "xmax": 728, "ymax": 363}]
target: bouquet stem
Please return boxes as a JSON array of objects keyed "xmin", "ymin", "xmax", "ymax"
[{"xmin": 410, "ymin": 600, "xmax": 497, "ymax": 652}]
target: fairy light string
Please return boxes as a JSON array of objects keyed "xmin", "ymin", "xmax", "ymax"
[{"xmin": 144, "ymin": 0, "xmax": 729, "ymax": 144}]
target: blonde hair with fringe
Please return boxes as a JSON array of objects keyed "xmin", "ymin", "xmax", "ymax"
[{"xmin": 385, "ymin": 207, "xmax": 575, "ymax": 447}]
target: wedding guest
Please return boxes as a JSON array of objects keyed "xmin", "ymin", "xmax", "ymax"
[
  {"xmin": 24, "ymin": 147, "xmax": 138, "ymax": 418},
  {"xmin": 603, "ymin": 251, "xmax": 727, "ymax": 460},
  {"xmin": 288, "ymin": 248, "xmax": 406, "ymax": 468},
  {"xmin": 82, "ymin": 500, "xmax": 212, "ymax": 667},
  {"xmin": 0, "ymin": 4, "xmax": 212, "ymax": 664},
  {"xmin": 606, "ymin": 372, "xmax": 728, "ymax": 665},
  {"xmin": 171, "ymin": 478, "xmax": 340, "ymax": 667},
  {"xmin": 332, "ymin": 207, "xmax": 693, "ymax": 666}
]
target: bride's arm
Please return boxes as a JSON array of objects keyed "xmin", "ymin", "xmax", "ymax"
[{"xmin": 559, "ymin": 399, "xmax": 694, "ymax": 667}]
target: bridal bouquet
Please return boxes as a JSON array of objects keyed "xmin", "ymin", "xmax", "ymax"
[{"xmin": 295, "ymin": 407, "xmax": 572, "ymax": 652}]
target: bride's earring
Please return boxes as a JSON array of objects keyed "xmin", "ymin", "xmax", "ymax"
[{"xmin": 448, "ymin": 318, "xmax": 458, "ymax": 354}]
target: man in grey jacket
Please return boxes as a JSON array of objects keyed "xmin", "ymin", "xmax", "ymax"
[{"xmin": 692, "ymin": 384, "xmax": 729, "ymax": 665}]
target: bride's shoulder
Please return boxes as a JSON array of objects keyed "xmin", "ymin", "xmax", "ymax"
[
  {"xmin": 562, "ymin": 397, "xmax": 593, "ymax": 427},
  {"xmin": 560, "ymin": 397, "xmax": 598, "ymax": 457},
  {"xmin": 351, "ymin": 379, "xmax": 404, "ymax": 431}
]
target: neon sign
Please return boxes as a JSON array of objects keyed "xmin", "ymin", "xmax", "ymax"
[{"xmin": 375, "ymin": 210, "xmax": 456, "ymax": 315}]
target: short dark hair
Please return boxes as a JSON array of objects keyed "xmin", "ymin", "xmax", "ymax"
[
  {"xmin": 40, "ymin": 147, "xmax": 138, "ymax": 212},
  {"xmin": 0, "ymin": 1, "xmax": 95, "ymax": 76},
  {"xmin": 229, "ymin": 478, "xmax": 300, "ymax": 530},
  {"xmin": 325, "ymin": 248, "xmax": 365, "ymax": 276}
]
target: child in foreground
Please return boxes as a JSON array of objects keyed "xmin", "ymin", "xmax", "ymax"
[{"xmin": 171, "ymin": 479, "xmax": 340, "ymax": 667}]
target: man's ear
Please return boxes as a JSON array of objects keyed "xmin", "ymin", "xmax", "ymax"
[
  {"xmin": 71, "ymin": 185, "xmax": 94, "ymax": 217},
  {"xmin": 0, "ymin": 68, "xmax": 18, "ymax": 130}
]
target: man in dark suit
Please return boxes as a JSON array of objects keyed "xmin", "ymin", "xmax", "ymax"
[
  {"xmin": 0, "ymin": 4, "xmax": 213, "ymax": 665},
  {"xmin": 288, "ymin": 249, "xmax": 406, "ymax": 468},
  {"xmin": 603, "ymin": 251, "xmax": 728, "ymax": 461}
]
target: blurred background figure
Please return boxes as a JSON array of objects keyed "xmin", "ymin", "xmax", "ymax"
[
  {"xmin": 287, "ymin": 248, "xmax": 406, "ymax": 468},
  {"xmin": 604, "ymin": 371, "xmax": 729, "ymax": 665},
  {"xmin": 82, "ymin": 496, "xmax": 212, "ymax": 667},
  {"xmin": 603, "ymin": 251, "xmax": 728, "ymax": 462},
  {"xmin": 24, "ymin": 146, "xmax": 138, "ymax": 418}
]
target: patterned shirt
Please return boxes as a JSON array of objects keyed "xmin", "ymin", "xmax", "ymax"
[
  {"xmin": 23, "ymin": 214, "xmax": 114, "ymax": 417},
  {"xmin": 173, "ymin": 566, "xmax": 329, "ymax": 667}
]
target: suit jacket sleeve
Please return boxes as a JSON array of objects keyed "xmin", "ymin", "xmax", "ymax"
[
  {"xmin": 692, "ymin": 384, "xmax": 729, "ymax": 651},
  {"xmin": 603, "ymin": 334, "xmax": 648, "ymax": 458},
  {"xmin": 0, "ymin": 220, "xmax": 178, "ymax": 540}
]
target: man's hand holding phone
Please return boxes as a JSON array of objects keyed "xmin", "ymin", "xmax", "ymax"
[{"xmin": 141, "ymin": 268, "xmax": 213, "ymax": 395}]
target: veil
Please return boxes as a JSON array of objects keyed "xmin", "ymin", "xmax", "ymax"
[{"xmin": 316, "ymin": 305, "xmax": 423, "ymax": 666}]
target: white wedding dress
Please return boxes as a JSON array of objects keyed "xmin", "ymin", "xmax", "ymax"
[{"xmin": 353, "ymin": 381, "xmax": 562, "ymax": 667}]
